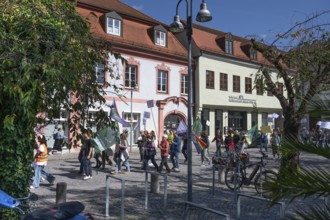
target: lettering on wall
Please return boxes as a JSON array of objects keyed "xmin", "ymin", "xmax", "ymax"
[{"xmin": 228, "ymin": 95, "xmax": 256, "ymax": 104}]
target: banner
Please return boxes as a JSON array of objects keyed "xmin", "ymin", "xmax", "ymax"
[
  {"xmin": 93, "ymin": 123, "xmax": 120, "ymax": 153},
  {"xmin": 261, "ymin": 125, "xmax": 271, "ymax": 133},
  {"xmin": 176, "ymin": 120, "xmax": 187, "ymax": 135},
  {"xmin": 110, "ymin": 99, "xmax": 130, "ymax": 127}
]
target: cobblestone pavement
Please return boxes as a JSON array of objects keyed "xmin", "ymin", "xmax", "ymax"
[{"xmin": 30, "ymin": 144, "xmax": 330, "ymax": 219}]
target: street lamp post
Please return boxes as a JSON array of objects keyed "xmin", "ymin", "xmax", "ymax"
[{"xmin": 170, "ymin": 0, "xmax": 212, "ymax": 202}]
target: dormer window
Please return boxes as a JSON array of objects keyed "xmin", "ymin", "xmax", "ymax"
[
  {"xmin": 225, "ymin": 33, "xmax": 233, "ymax": 54},
  {"xmin": 250, "ymin": 48, "xmax": 257, "ymax": 60},
  {"xmin": 154, "ymin": 25, "xmax": 167, "ymax": 47},
  {"xmin": 105, "ymin": 11, "xmax": 122, "ymax": 36}
]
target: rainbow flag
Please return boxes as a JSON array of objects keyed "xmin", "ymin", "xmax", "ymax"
[{"xmin": 192, "ymin": 133, "xmax": 207, "ymax": 154}]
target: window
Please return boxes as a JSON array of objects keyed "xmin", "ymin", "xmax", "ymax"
[
  {"xmin": 250, "ymin": 48, "xmax": 257, "ymax": 60},
  {"xmin": 220, "ymin": 73, "xmax": 228, "ymax": 91},
  {"xmin": 107, "ymin": 17, "xmax": 121, "ymax": 36},
  {"xmin": 225, "ymin": 33, "xmax": 233, "ymax": 54},
  {"xmin": 155, "ymin": 30, "xmax": 166, "ymax": 47},
  {"xmin": 157, "ymin": 70, "xmax": 168, "ymax": 93},
  {"xmin": 277, "ymin": 82, "xmax": 283, "ymax": 94},
  {"xmin": 256, "ymin": 79, "xmax": 263, "ymax": 95},
  {"xmin": 245, "ymin": 77, "xmax": 252, "ymax": 94},
  {"xmin": 94, "ymin": 62, "xmax": 104, "ymax": 85},
  {"xmin": 206, "ymin": 70, "xmax": 214, "ymax": 89},
  {"xmin": 225, "ymin": 40, "xmax": 233, "ymax": 54},
  {"xmin": 125, "ymin": 65, "xmax": 138, "ymax": 89},
  {"xmin": 181, "ymin": 74, "xmax": 188, "ymax": 95},
  {"xmin": 233, "ymin": 75, "xmax": 240, "ymax": 92},
  {"xmin": 154, "ymin": 25, "xmax": 167, "ymax": 47}
]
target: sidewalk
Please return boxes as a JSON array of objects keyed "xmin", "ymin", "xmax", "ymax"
[{"xmin": 30, "ymin": 144, "xmax": 329, "ymax": 219}]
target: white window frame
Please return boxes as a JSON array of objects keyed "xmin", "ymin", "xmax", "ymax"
[
  {"xmin": 125, "ymin": 65, "xmax": 138, "ymax": 89},
  {"xmin": 181, "ymin": 74, "xmax": 188, "ymax": 95},
  {"xmin": 155, "ymin": 30, "xmax": 166, "ymax": 47},
  {"xmin": 158, "ymin": 70, "xmax": 168, "ymax": 93},
  {"xmin": 107, "ymin": 17, "xmax": 121, "ymax": 36}
]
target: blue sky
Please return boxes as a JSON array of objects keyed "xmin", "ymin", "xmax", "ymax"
[{"xmin": 122, "ymin": 0, "xmax": 329, "ymax": 45}]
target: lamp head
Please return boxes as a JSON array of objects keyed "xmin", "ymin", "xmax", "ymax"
[
  {"xmin": 169, "ymin": 15, "xmax": 184, "ymax": 33},
  {"xmin": 196, "ymin": 1, "xmax": 212, "ymax": 22}
]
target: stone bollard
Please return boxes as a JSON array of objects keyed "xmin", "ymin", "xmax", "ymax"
[
  {"xmin": 218, "ymin": 166, "xmax": 225, "ymax": 184},
  {"xmin": 56, "ymin": 182, "xmax": 67, "ymax": 204},
  {"xmin": 150, "ymin": 173, "xmax": 160, "ymax": 194}
]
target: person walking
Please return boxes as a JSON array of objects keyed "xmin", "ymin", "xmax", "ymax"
[
  {"xmin": 200, "ymin": 130, "xmax": 210, "ymax": 166},
  {"xmin": 136, "ymin": 131, "xmax": 146, "ymax": 162},
  {"xmin": 170, "ymin": 131, "xmax": 181, "ymax": 172},
  {"xmin": 143, "ymin": 131, "xmax": 158, "ymax": 171},
  {"xmin": 113, "ymin": 132, "xmax": 131, "ymax": 174},
  {"xmin": 270, "ymin": 131, "xmax": 280, "ymax": 158},
  {"xmin": 82, "ymin": 130, "xmax": 94, "ymax": 180},
  {"xmin": 181, "ymin": 135, "xmax": 188, "ymax": 163},
  {"xmin": 52, "ymin": 125, "xmax": 65, "ymax": 154},
  {"xmin": 31, "ymin": 135, "xmax": 48, "ymax": 189},
  {"xmin": 260, "ymin": 132, "xmax": 269, "ymax": 152},
  {"xmin": 212, "ymin": 128, "xmax": 223, "ymax": 157},
  {"xmin": 158, "ymin": 134, "xmax": 171, "ymax": 173}
]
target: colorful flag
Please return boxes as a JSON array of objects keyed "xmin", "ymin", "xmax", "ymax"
[
  {"xmin": 110, "ymin": 99, "xmax": 130, "ymax": 127},
  {"xmin": 192, "ymin": 133, "xmax": 206, "ymax": 154},
  {"xmin": 176, "ymin": 119, "xmax": 188, "ymax": 135}
]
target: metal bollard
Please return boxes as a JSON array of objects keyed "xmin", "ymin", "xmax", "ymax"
[
  {"xmin": 56, "ymin": 182, "xmax": 67, "ymax": 204},
  {"xmin": 150, "ymin": 173, "xmax": 160, "ymax": 194}
]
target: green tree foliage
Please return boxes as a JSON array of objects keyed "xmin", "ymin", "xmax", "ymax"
[
  {"xmin": 0, "ymin": 0, "xmax": 122, "ymax": 218},
  {"xmin": 251, "ymin": 12, "xmax": 330, "ymax": 219},
  {"xmin": 251, "ymin": 11, "xmax": 330, "ymax": 171}
]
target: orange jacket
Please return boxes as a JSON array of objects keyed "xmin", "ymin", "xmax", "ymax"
[{"xmin": 35, "ymin": 144, "xmax": 48, "ymax": 163}]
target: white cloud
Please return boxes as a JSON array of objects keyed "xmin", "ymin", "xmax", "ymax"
[{"xmin": 132, "ymin": 5, "xmax": 144, "ymax": 11}]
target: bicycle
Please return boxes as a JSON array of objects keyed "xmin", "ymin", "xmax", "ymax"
[{"xmin": 224, "ymin": 152, "xmax": 277, "ymax": 195}]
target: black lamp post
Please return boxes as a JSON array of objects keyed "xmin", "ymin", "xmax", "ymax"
[{"xmin": 169, "ymin": 0, "xmax": 212, "ymax": 202}]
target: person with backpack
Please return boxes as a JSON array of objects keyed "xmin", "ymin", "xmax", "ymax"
[{"xmin": 200, "ymin": 130, "xmax": 211, "ymax": 166}]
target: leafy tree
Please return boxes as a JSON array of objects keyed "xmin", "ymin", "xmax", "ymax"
[
  {"xmin": 250, "ymin": 11, "xmax": 330, "ymax": 171},
  {"xmin": 0, "ymin": 0, "xmax": 123, "ymax": 218},
  {"xmin": 251, "ymin": 11, "xmax": 330, "ymax": 219}
]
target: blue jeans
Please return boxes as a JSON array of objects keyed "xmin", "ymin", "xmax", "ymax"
[
  {"xmin": 260, "ymin": 143, "xmax": 268, "ymax": 152},
  {"xmin": 83, "ymin": 158, "xmax": 92, "ymax": 176},
  {"xmin": 116, "ymin": 159, "xmax": 130, "ymax": 172},
  {"xmin": 143, "ymin": 154, "xmax": 158, "ymax": 171},
  {"xmin": 41, "ymin": 169, "xmax": 55, "ymax": 184},
  {"xmin": 32, "ymin": 165, "xmax": 42, "ymax": 188},
  {"xmin": 170, "ymin": 151, "xmax": 180, "ymax": 168}
]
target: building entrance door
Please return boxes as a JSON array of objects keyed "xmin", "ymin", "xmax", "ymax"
[{"xmin": 228, "ymin": 111, "xmax": 247, "ymax": 131}]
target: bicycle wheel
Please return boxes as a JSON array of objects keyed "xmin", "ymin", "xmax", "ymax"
[
  {"xmin": 254, "ymin": 170, "xmax": 277, "ymax": 197},
  {"xmin": 225, "ymin": 168, "xmax": 243, "ymax": 190}
]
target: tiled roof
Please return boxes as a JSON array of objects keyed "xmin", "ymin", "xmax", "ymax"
[
  {"xmin": 77, "ymin": 0, "xmax": 187, "ymax": 60},
  {"xmin": 191, "ymin": 23, "xmax": 272, "ymax": 66}
]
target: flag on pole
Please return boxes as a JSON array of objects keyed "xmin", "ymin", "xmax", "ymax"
[
  {"xmin": 192, "ymin": 133, "xmax": 207, "ymax": 154},
  {"xmin": 110, "ymin": 99, "xmax": 130, "ymax": 127},
  {"xmin": 92, "ymin": 122, "xmax": 120, "ymax": 153},
  {"xmin": 245, "ymin": 124, "xmax": 258, "ymax": 145},
  {"xmin": 176, "ymin": 119, "xmax": 188, "ymax": 135}
]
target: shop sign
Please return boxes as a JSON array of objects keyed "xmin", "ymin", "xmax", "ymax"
[{"xmin": 228, "ymin": 95, "xmax": 256, "ymax": 104}]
